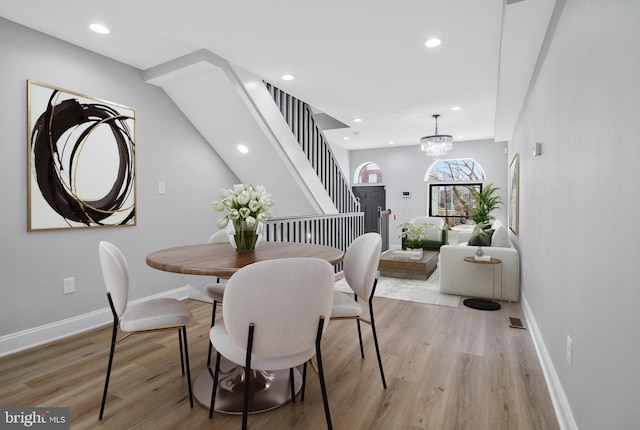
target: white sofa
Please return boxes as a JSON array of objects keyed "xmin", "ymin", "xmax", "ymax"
[{"xmin": 439, "ymin": 219, "xmax": 520, "ymax": 302}]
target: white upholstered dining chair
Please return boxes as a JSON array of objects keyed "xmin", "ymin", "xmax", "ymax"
[
  {"xmin": 208, "ymin": 258, "xmax": 335, "ymax": 430},
  {"xmin": 331, "ymin": 232, "xmax": 386, "ymax": 388},
  {"xmin": 205, "ymin": 229, "xmax": 229, "ymax": 366},
  {"xmin": 98, "ymin": 241, "xmax": 194, "ymax": 420}
]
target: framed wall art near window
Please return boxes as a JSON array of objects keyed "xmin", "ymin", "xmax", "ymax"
[
  {"xmin": 509, "ymin": 152, "xmax": 520, "ymax": 234},
  {"xmin": 27, "ymin": 80, "xmax": 136, "ymax": 231}
]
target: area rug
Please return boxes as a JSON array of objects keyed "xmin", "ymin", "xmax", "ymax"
[{"xmin": 335, "ymin": 269, "xmax": 460, "ymax": 308}]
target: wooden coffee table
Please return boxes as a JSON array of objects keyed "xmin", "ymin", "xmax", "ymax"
[{"xmin": 378, "ymin": 249, "xmax": 439, "ymax": 280}]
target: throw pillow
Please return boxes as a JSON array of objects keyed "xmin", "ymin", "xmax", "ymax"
[
  {"xmin": 491, "ymin": 224, "xmax": 509, "ymax": 247},
  {"xmin": 467, "ymin": 223, "xmax": 494, "ymax": 247}
]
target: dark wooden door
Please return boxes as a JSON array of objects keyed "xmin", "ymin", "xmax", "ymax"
[{"xmin": 352, "ymin": 186, "xmax": 386, "ymax": 233}]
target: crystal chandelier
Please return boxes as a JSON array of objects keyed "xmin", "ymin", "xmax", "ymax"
[{"xmin": 420, "ymin": 114, "xmax": 453, "ymax": 158}]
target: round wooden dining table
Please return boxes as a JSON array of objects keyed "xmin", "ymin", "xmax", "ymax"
[
  {"xmin": 146, "ymin": 241, "xmax": 344, "ymax": 414},
  {"xmin": 146, "ymin": 241, "xmax": 344, "ymax": 277}
]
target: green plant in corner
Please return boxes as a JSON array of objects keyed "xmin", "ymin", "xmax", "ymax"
[{"xmin": 468, "ymin": 183, "xmax": 504, "ymax": 225}]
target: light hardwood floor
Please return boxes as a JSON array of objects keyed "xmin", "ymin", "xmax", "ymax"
[{"xmin": 0, "ymin": 296, "xmax": 559, "ymax": 430}]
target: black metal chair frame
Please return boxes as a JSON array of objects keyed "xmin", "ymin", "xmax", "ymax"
[
  {"xmin": 206, "ymin": 278, "xmax": 223, "ymax": 367},
  {"xmin": 207, "ymin": 299, "xmax": 220, "ymax": 367},
  {"xmin": 332, "ymin": 278, "xmax": 387, "ymax": 389},
  {"xmin": 209, "ymin": 317, "xmax": 333, "ymax": 430},
  {"xmin": 99, "ymin": 292, "xmax": 194, "ymax": 420}
]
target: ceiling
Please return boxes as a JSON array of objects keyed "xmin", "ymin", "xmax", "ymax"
[{"xmin": 0, "ymin": 0, "xmax": 555, "ymax": 150}]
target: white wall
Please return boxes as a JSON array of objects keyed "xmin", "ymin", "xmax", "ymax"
[
  {"xmin": 510, "ymin": 1, "xmax": 640, "ymax": 429},
  {"xmin": 0, "ymin": 19, "xmax": 238, "ymax": 348},
  {"xmin": 350, "ymin": 139, "xmax": 508, "ymax": 248},
  {"xmin": 328, "ymin": 141, "xmax": 351, "ymax": 183}
]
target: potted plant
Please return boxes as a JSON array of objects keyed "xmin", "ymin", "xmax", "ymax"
[
  {"xmin": 398, "ymin": 222, "xmax": 432, "ymax": 250},
  {"xmin": 467, "ymin": 183, "xmax": 504, "ymax": 225}
]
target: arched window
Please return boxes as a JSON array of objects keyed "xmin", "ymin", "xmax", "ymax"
[
  {"xmin": 353, "ymin": 162, "xmax": 382, "ymax": 184},
  {"xmin": 424, "ymin": 158, "xmax": 486, "ymax": 225},
  {"xmin": 425, "ymin": 158, "xmax": 486, "ymax": 182}
]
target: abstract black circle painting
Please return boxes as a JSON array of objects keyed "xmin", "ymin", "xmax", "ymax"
[{"xmin": 27, "ymin": 80, "xmax": 136, "ymax": 231}]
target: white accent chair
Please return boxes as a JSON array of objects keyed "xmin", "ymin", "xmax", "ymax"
[
  {"xmin": 405, "ymin": 216, "xmax": 449, "ymax": 250},
  {"xmin": 204, "ymin": 230, "xmax": 229, "ymax": 366},
  {"xmin": 410, "ymin": 216, "xmax": 446, "ymax": 232},
  {"xmin": 98, "ymin": 241, "xmax": 193, "ymax": 420},
  {"xmin": 331, "ymin": 232, "xmax": 386, "ymax": 388},
  {"xmin": 208, "ymin": 258, "xmax": 335, "ymax": 430}
]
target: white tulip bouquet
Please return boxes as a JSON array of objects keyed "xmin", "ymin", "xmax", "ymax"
[{"xmin": 213, "ymin": 184, "xmax": 274, "ymax": 250}]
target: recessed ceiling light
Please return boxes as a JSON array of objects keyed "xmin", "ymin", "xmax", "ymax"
[
  {"xmin": 281, "ymin": 74, "xmax": 294, "ymax": 81},
  {"xmin": 388, "ymin": 141, "xmax": 395, "ymax": 145},
  {"xmin": 343, "ymin": 137, "xmax": 350, "ymax": 140},
  {"xmin": 353, "ymin": 118, "xmax": 363, "ymax": 123},
  {"xmin": 89, "ymin": 24, "xmax": 110, "ymax": 34},
  {"xmin": 237, "ymin": 144, "xmax": 249, "ymax": 154},
  {"xmin": 425, "ymin": 38, "xmax": 441, "ymax": 48},
  {"xmin": 451, "ymin": 106, "xmax": 462, "ymax": 111},
  {"xmin": 457, "ymin": 135, "xmax": 464, "ymax": 139}
]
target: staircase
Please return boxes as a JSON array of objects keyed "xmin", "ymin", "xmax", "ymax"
[
  {"xmin": 144, "ymin": 49, "xmax": 364, "ymax": 281},
  {"xmin": 264, "ymin": 83, "xmax": 359, "ymax": 214}
]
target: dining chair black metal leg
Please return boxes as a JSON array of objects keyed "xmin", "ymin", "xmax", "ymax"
[
  {"xmin": 209, "ymin": 352, "xmax": 222, "ymax": 419},
  {"xmin": 368, "ymin": 281, "xmax": 387, "ymax": 389},
  {"xmin": 301, "ymin": 362, "xmax": 308, "ymax": 401},
  {"xmin": 99, "ymin": 295, "xmax": 119, "ymax": 420},
  {"xmin": 207, "ymin": 300, "xmax": 218, "ymax": 367},
  {"xmin": 315, "ymin": 317, "xmax": 333, "ymax": 430},
  {"xmin": 181, "ymin": 326, "xmax": 194, "ymax": 407},
  {"xmin": 242, "ymin": 324, "xmax": 255, "ymax": 430},
  {"xmin": 356, "ymin": 319, "xmax": 365, "ymax": 358},
  {"xmin": 178, "ymin": 328, "xmax": 185, "ymax": 375},
  {"xmin": 289, "ymin": 367, "xmax": 296, "ymax": 403},
  {"xmin": 354, "ymin": 294, "xmax": 365, "ymax": 358},
  {"xmin": 99, "ymin": 323, "xmax": 118, "ymax": 420},
  {"xmin": 370, "ymin": 316, "xmax": 386, "ymax": 388}
]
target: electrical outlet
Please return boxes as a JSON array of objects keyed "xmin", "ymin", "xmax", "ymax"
[
  {"xmin": 566, "ymin": 335, "xmax": 573, "ymax": 366},
  {"xmin": 158, "ymin": 181, "xmax": 166, "ymax": 195},
  {"xmin": 63, "ymin": 277, "xmax": 75, "ymax": 295}
]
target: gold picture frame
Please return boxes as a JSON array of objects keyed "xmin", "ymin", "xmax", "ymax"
[
  {"xmin": 509, "ymin": 152, "xmax": 519, "ymax": 234},
  {"xmin": 27, "ymin": 80, "xmax": 136, "ymax": 231}
]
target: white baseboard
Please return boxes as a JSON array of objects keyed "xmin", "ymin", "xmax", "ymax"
[
  {"xmin": 0, "ymin": 287, "xmax": 189, "ymax": 357},
  {"xmin": 521, "ymin": 292, "xmax": 578, "ymax": 430}
]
